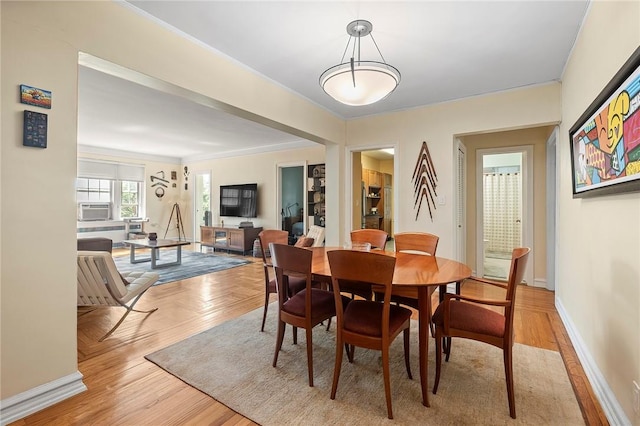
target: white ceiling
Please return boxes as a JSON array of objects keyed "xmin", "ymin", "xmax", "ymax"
[{"xmin": 78, "ymin": 1, "xmax": 589, "ymax": 162}]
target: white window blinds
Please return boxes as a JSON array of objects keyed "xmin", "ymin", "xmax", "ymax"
[{"xmin": 78, "ymin": 159, "xmax": 145, "ymax": 182}]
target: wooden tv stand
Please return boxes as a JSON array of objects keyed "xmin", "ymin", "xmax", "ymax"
[{"xmin": 200, "ymin": 226, "xmax": 262, "ymax": 255}]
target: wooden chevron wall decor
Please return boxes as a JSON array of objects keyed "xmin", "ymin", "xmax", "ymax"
[{"xmin": 412, "ymin": 141, "xmax": 438, "ymax": 221}]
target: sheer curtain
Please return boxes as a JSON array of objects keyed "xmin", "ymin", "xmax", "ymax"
[{"xmin": 483, "ymin": 172, "xmax": 521, "ymax": 257}]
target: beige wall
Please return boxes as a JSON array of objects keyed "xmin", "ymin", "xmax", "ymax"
[
  {"xmin": 186, "ymin": 145, "xmax": 325, "ymax": 234},
  {"xmin": 379, "ymin": 160, "xmax": 394, "ymax": 175},
  {"xmin": 361, "ymin": 154, "xmax": 380, "ymax": 171},
  {"xmin": 2, "ymin": 1, "xmax": 638, "ymax": 423},
  {"xmin": 78, "ymin": 153, "xmax": 185, "ymax": 241},
  {"xmin": 346, "ymin": 84, "xmax": 561, "ymax": 258},
  {"xmin": 2, "ymin": 2, "xmax": 80, "ymax": 398},
  {"xmin": 461, "ymin": 126, "xmax": 553, "ymax": 283},
  {"xmin": 558, "ymin": 1, "xmax": 640, "ymax": 421},
  {"xmin": 1, "ymin": 0, "xmax": 341, "ymax": 402}
]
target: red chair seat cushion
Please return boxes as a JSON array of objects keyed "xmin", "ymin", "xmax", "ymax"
[
  {"xmin": 282, "ymin": 288, "xmax": 344, "ymax": 321},
  {"xmin": 343, "ymin": 300, "xmax": 412, "ymax": 337},
  {"xmin": 269, "ymin": 275, "xmax": 306, "ymax": 295},
  {"xmin": 432, "ymin": 300, "xmax": 505, "ymax": 337}
]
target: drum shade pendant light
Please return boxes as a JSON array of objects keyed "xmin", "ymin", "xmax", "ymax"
[{"xmin": 320, "ymin": 20, "xmax": 400, "ymax": 106}]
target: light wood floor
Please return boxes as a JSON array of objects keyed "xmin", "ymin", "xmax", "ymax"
[{"xmin": 11, "ymin": 245, "xmax": 608, "ymax": 425}]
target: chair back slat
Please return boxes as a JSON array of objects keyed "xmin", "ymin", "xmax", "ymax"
[
  {"xmin": 504, "ymin": 247, "xmax": 531, "ymax": 327},
  {"xmin": 350, "ymin": 229, "xmax": 388, "ymax": 250},
  {"xmin": 328, "ymin": 250, "xmax": 395, "ymax": 319},
  {"xmin": 394, "ymin": 232, "xmax": 439, "ymax": 256},
  {"xmin": 77, "ymin": 251, "xmax": 131, "ymax": 304},
  {"xmin": 270, "ymin": 242, "xmax": 313, "ymax": 306},
  {"xmin": 258, "ymin": 230, "xmax": 288, "ymax": 264},
  {"xmin": 77, "ymin": 252, "xmax": 118, "ymax": 306}
]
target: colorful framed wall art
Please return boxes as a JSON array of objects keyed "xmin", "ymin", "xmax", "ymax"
[
  {"xmin": 569, "ymin": 46, "xmax": 640, "ymax": 198},
  {"xmin": 20, "ymin": 84, "xmax": 52, "ymax": 109}
]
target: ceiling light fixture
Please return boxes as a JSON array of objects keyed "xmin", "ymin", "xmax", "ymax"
[{"xmin": 320, "ymin": 20, "xmax": 400, "ymax": 107}]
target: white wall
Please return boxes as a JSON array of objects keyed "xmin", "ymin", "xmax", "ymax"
[{"xmin": 558, "ymin": 1, "xmax": 640, "ymax": 423}]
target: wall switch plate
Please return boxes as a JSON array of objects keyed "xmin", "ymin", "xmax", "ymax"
[
  {"xmin": 633, "ymin": 380, "xmax": 640, "ymax": 415},
  {"xmin": 437, "ymin": 195, "xmax": 446, "ymax": 205}
]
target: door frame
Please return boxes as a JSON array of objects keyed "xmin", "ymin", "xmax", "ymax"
[
  {"xmin": 546, "ymin": 126, "xmax": 559, "ymax": 291},
  {"xmin": 276, "ymin": 161, "xmax": 308, "ymax": 234},
  {"xmin": 475, "ymin": 145, "xmax": 534, "ymax": 285},
  {"xmin": 192, "ymin": 170, "xmax": 212, "ymax": 243},
  {"xmin": 454, "ymin": 138, "xmax": 467, "ymax": 263},
  {"xmin": 344, "ymin": 143, "xmax": 399, "ymax": 235}
]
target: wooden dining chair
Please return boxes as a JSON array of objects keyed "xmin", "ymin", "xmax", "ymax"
[
  {"xmin": 350, "ymin": 229, "xmax": 388, "ymax": 250},
  {"xmin": 383, "ymin": 232, "xmax": 440, "ymax": 309},
  {"xmin": 258, "ymin": 229, "xmax": 306, "ymax": 332},
  {"xmin": 270, "ymin": 243, "xmax": 350, "ymax": 387},
  {"xmin": 343, "ymin": 229, "xmax": 389, "ymax": 301},
  {"xmin": 327, "ymin": 250, "xmax": 413, "ymax": 419},
  {"xmin": 432, "ymin": 247, "xmax": 530, "ymax": 419}
]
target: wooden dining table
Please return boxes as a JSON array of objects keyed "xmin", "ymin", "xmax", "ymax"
[{"xmin": 308, "ymin": 246, "xmax": 472, "ymax": 408}]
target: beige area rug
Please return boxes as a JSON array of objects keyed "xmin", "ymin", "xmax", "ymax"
[{"xmin": 145, "ymin": 306, "xmax": 584, "ymax": 425}]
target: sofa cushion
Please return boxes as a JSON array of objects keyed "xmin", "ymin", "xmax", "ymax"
[{"xmin": 77, "ymin": 237, "xmax": 113, "ymax": 253}]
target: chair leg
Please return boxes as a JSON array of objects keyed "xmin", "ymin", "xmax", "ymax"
[
  {"xmin": 292, "ymin": 326, "xmax": 298, "ymax": 344},
  {"xmin": 330, "ymin": 335, "xmax": 344, "ymax": 400},
  {"xmin": 403, "ymin": 328, "xmax": 413, "ymax": 380},
  {"xmin": 381, "ymin": 347, "xmax": 393, "ymax": 419},
  {"xmin": 325, "ymin": 317, "xmax": 332, "ymax": 331},
  {"xmin": 99, "ymin": 292, "xmax": 157, "ymax": 342},
  {"xmin": 346, "ymin": 344, "xmax": 355, "ymax": 363},
  {"xmin": 272, "ymin": 320, "xmax": 286, "ymax": 367},
  {"xmin": 433, "ymin": 329, "xmax": 442, "ymax": 394},
  {"xmin": 445, "ymin": 337, "xmax": 452, "ymax": 362},
  {"xmin": 261, "ymin": 290, "xmax": 270, "ymax": 332},
  {"xmin": 305, "ymin": 327, "xmax": 314, "ymax": 387},
  {"xmin": 438, "ymin": 284, "xmax": 447, "ymax": 303},
  {"xmin": 504, "ymin": 346, "xmax": 516, "ymax": 419}
]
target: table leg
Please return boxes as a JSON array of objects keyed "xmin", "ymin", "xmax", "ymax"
[
  {"xmin": 417, "ymin": 286, "xmax": 431, "ymax": 407},
  {"xmin": 151, "ymin": 248, "xmax": 158, "ymax": 268},
  {"xmin": 176, "ymin": 245, "xmax": 182, "ymax": 264}
]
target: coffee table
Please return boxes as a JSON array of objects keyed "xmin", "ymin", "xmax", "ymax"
[{"xmin": 123, "ymin": 238, "xmax": 190, "ymax": 269}]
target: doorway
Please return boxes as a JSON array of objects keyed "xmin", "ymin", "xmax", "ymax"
[
  {"xmin": 476, "ymin": 146, "xmax": 534, "ymax": 285},
  {"xmin": 193, "ymin": 171, "xmax": 211, "ymax": 243},
  {"xmin": 278, "ymin": 164, "xmax": 305, "ymax": 244},
  {"xmin": 347, "ymin": 148, "xmax": 395, "ymax": 242}
]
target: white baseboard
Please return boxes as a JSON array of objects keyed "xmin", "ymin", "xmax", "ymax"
[
  {"xmin": 533, "ymin": 278, "xmax": 546, "ymax": 288},
  {"xmin": 0, "ymin": 371, "xmax": 87, "ymax": 425},
  {"xmin": 555, "ymin": 297, "xmax": 631, "ymax": 426}
]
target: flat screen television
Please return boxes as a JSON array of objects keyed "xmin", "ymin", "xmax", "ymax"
[{"xmin": 219, "ymin": 183, "xmax": 258, "ymax": 218}]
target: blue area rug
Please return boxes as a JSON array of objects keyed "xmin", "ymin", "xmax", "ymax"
[{"xmin": 113, "ymin": 250, "xmax": 251, "ymax": 285}]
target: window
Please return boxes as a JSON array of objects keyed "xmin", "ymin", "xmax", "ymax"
[
  {"xmin": 120, "ymin": 180, "xmax": 140, "ymax": 218},
  {"xmin": 77, "ymin": 159, "xmax": 145, "ymax": 221},
  {"xmin": 76, "ymin": 178, "xmax": 112, "ymax": 203}
]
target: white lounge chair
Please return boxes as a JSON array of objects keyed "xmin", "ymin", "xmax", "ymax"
[
  {"xmin": 77, "ymin": 250, "xmax": 159, "ymax": 341},
  {"xmin": 306, "ymin": 225, "xmax": 325, "ymax": 247}
]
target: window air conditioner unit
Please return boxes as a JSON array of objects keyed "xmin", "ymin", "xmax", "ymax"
[{"xmin": 78, "ymin": 203, "xmax": 112, "ymax": 221}]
